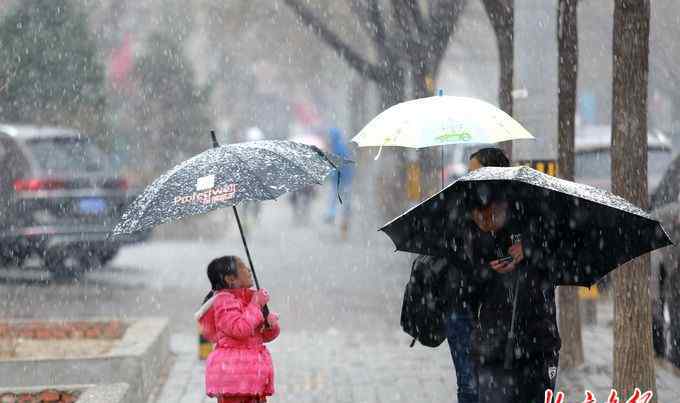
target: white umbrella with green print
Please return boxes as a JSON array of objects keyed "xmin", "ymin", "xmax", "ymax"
[{"xmin": 351, "ymin": 94, "xmax": 535, "ymax": 187}]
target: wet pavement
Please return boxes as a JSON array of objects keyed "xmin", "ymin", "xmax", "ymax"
[
  {"xmin": 157, "ymin": 301, "xmax": 680, "ymax": 403},
  {"xmin": 2, "ymin": 191, "xmax": 679, "ymax": 402}
]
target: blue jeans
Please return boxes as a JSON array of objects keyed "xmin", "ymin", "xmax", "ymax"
[{"xmin": 447, "ymin": 312, "xmax": 479, "ymax": 403}]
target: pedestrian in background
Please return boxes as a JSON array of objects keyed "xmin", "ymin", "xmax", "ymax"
[
  {"xmin": 196, "ymin": 256, "xmax": 280, "ymax": 403},
  {"xmin": 325, "ymin": 127, "xmax": 354, "ymax": 239}
]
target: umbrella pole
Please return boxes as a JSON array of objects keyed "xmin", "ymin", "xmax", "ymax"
[
  {"xmin": 504, "ymin": 271, "xmax": 521, "ymax": 370},
  {"xmin": 232, "ymin": 206, "xmax": 270, "ymax": 319},
  {"xmin": 210, "ymin": 132, "xmax": 269, "ymax": 321},
  {"xmin": 441, "ymin": 146, "xmax": 445, "ymax": 189}
]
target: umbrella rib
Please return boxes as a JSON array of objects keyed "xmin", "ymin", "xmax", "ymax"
[{"xmin": 230, "ymin": 152, "xmax": 278, "ymax": 200}]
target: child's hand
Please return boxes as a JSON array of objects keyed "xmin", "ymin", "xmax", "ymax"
[
  {"xmin": 266, "ymin": 312, "xmax": 279, "ymax": 328},
  {"xmin": 251, "ymin": 289, "xmax": 270, "ymax": 307}
]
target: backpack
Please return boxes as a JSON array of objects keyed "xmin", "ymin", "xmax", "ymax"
[{"xmin": 400, "ymin": 255, "xmax": 451, "ymax": 348}]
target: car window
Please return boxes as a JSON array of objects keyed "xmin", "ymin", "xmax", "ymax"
[
  {"xmin": 0, "ymin": 138, "xmax": 30, "ymax": 193},
  {"xmin": 25, "ymin": 137, "xmax": 110, "ymax": 175},
  {"xmin": 0, "ymin": 140, "xmax": 9, "ymax": 194}
]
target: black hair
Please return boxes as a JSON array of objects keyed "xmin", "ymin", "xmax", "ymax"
[
  {"xmin": 467, "ymin": 148, "xmax": 510, "ymax": 209},
  {"xmin": 202, "ymin": 256, "xmax": 240, "ymax": 304},
  {"xmin": 469, "ymin": 147, "xmax": 510, "ymax": 168}
]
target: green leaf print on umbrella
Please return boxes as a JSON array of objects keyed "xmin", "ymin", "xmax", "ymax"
[{"xmin": 435, "ymin": 130, "xmax": 472, "ymax": 143}]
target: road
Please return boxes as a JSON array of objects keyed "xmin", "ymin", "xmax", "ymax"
[{"xmin": 0, "ymin": 190, "xmax": 410, "ymax": 337}]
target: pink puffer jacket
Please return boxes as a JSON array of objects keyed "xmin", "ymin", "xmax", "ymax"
[{"xmin": 195, "ymin": 288, "xmax": 280, "ymax": 398}]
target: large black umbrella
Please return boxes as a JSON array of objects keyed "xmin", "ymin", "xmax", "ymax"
[
  {"xmin": 381, "ymin": 165, "xmax": 672, "ymax": 287},
  {"xmin": 112, "ymin": 133, "xmax": 343, "ymax": 295},
  {"xmin": 383, "ymin": 165, "xmax": 672, "ymax": 368}
]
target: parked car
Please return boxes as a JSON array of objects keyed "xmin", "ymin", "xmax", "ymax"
[
  {"xmin": 573, "ymin": 124, "xmax": 678, "ymax": 365},
  {"xmin": 574, "ymin": 124, "xmax": 673, "ymax": 191},
  {"xmin": 0, "ymin": 124, "xmax": 148, "ymax": 276}
]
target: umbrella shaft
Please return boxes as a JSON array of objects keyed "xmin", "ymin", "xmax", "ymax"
[
  {"xmin": 441, "ymin": 146, "xmax": 445, "ymax": 189},
  {"xmin": 504, "ymin": 272, "xmax": 522, "ymax": 369},
  {"xmin": 232, "ymin": 206, "xmax": 261, "ymax": 289},
  {"xmin": 232, "ymin": 206, "xmax": 270, "ymax": 320}
]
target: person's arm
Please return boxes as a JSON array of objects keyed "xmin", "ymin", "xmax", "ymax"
[
  {"xmin": 260, "ymin": 312, "xmax": 280, "ymax": 343},
  {"xmin": 214, "ymin": 293, "xmax": 266, "ymax": 339}
]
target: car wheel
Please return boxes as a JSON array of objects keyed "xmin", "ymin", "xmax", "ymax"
[
  {"xmin": 45, "ymin": 249, "xmax": 87, "ymax": 280},
  {"xmin": 0, "ymin": 247, "xmax": 25, "ymax": 269},
  {"xmin": 97, "ymin": 247, "xmax": 120, "ymax": 266}
]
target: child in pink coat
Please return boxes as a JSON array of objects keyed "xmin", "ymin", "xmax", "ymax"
[{"xmin": 195, "ymin": 256, "xmax": 280, "ymax": 403}]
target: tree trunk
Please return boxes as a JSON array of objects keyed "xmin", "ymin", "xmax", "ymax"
[
  {"xmin": 482, "ymin": 0, "xmax": 514, "ymax": 161},
  {"xmin": 556, "ymin": 0, "xmax": 584, "ymax": 370},
  {"xmin": 611, "ymin": 0, "xmax": 656, "ymax": 399},
  {"xmin": 376, "ymin": 66, "xmax": 409, "ymax": 219},
  {"xmin": 411, "ymin": 63, "xmax": 441, "ymax": 195}
]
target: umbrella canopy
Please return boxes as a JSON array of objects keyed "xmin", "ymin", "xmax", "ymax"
[
  {"xmin": 380, "ymin": 165, "xmax": 672, "ymax": 287},
  {"xmin": 290, "ymin": 133, "xmax": 326, "ymax": 150},
  {"xmin": 351, "ymin": 95, "xmax": 534, "ymax": 149},
  {"xmin": 112, "ymin": 140, "xmax": 341, "ymax": 236}
]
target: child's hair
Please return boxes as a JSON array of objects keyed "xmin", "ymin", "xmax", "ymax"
[{"xmin": 202, "ymin": 256, "xmax": 241, "ymax": 304}]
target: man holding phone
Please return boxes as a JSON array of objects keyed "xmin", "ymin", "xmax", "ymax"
[
  {"xmin": 469, "ymin": 194, "xmax": 561, "ymax": 403},
  {"xmin": 444, "ymin": 148, "xmax": 521, "ymax": 403},
  {"xmin": 445, "ymin": 148, "xmax": 561, "ymax": 403}
]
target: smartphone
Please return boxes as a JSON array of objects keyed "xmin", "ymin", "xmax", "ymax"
[{"xmin": 495, "ymin": 256, "xmax": 514, "ymax": 264}]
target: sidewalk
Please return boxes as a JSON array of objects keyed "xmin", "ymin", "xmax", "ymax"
[{"xmin": 153, "ymin": 301, "xmax": 680, "ymax": 403}]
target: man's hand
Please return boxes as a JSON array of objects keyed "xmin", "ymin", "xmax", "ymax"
[
  {"xmin": 489, "ymin": 242, "xmax": 524, "ymax": 274},
  {"xmin": 508, "ymin": 242, "xmax": 524, "ymax": 264},
  {"xmin": 490, "ymin": 259, "xmax": 517, "ymax": 274}
]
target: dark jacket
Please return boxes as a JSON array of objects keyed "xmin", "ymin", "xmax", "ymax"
[{"xmin": 452, "ymin": 219, "xmax": 562, "ymax": 366}]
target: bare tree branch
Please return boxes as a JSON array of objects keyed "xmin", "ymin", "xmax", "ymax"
[
  {"xmin": 390, "ymin": 0, "xmax": 411, "ymax": 36},
  {"xmin": 481, "ymin": 0, "xmax": 513, "ymax": 40},
  {"xmin": 349, "ymin": 1, "xmax": 377, "ymax": 43},
  {"xmin": 404, "ymin": 0, "xmax": 427, "ymax": 36},
  {"xmin": 482, "ymin": 0, "xmax": 514, "ymax": 117},
  {"xmin": 428, "ymin": 0, "xmax": 466, "ymax": 69},
  {"xmin": 282, "ymin": 0, "xmax": 383, "ymax": 83},
  {"xmin": 391, "ymin": 0, "xmax": 427, "ymax": 41},
  {"xmin": 390, "ymin": 0, "xmax": 420, "ymax": 55},
  {"xmin": 349, "ymin": 0, "xmax": 387, "ymax": 45},
  {"xmin": 350, "ymin": 0, "xmax": 399, "ymax": 59},
  {"xmin": 367, "ymin": 0, "xmax": 388, "ymax": 51}
]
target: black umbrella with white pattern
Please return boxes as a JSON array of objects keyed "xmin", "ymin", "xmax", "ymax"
[
  {"xmin": 113, "ymin": 132, "xmax": 343, "ymax": 295},
  {"xmin": 381, "ymin": 165, "xmax": 672, "ymax": 286}
]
